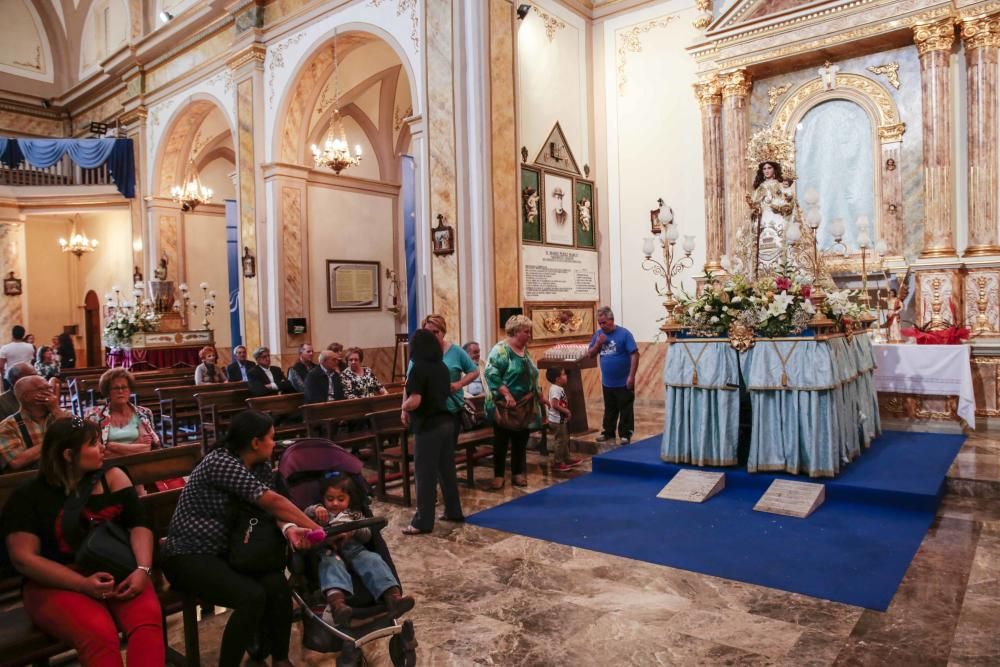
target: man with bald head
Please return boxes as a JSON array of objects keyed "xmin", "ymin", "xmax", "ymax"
[
  {"xmin": 0, "ymin": 375, "xmax": 70, "ymax": 473},
  {"xmin": 304, "ymin": 350, "xmax": 346, "ymax": 404},
  {"xmin": 0, "ymin": 362, "xmax": 37, "ymax": 421}
]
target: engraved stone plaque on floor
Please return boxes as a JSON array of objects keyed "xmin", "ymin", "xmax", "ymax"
[
  {"xmin": 753, "ymin": 479, "xmax": 826, "ymax": 518},
  {"xmin": 657, "ymin": 470, "xmax": 725, "ymax": 503}
]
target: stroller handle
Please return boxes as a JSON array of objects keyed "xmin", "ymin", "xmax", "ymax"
[{"xmin": 305, "ymin": 517, "xmax": 389, "ymax": 545}]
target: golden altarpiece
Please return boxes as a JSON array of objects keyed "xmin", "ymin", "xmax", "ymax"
[{"xmin": 687, "ymin": 0, "xmax": 1000, "ymax": 427}]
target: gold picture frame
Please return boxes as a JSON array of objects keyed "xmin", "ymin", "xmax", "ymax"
[{"xmin": 525, "ymin": 301, "xmax": 595, "ymax": 343}]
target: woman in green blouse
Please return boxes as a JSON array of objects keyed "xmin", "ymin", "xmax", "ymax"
[{"xmin": 484, "ymin": 315, "xmax": 545, "ymax": 489}]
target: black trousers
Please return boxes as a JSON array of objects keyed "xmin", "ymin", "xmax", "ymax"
[
  {"xmin": 602, "ymin": 385, "xmax": 635, "ymax": 439},
  {"xmin": 492, "ymin": 425, "xmax": 530, "ymax": 477},
  {"xmin": 164, "ymin": 554, "xmax": 292, "ymax": 667},
  {"xmin": 410, "ymin": 416, "xmax": 463, "ymax": 531}
]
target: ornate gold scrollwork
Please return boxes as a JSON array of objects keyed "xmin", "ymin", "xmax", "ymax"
[
  {"xmin": 728, "ymin": 322, "xmax": 755, "ymax": 352},
  {"xmin": 913, "ymin": 19, "xmax": 957, "ymax": 56},
  {"xmin": 960, "ymin": 14, "xmax": 1000, "ymax": 49},
  {"xmin": 693, "ymin": 77, "xmax": 722, "ymax": 108}
]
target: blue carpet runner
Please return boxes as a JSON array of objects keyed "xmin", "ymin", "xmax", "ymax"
[{"xmin": 468, "ymin": 430, "xmax": 964, "ymax": 610}]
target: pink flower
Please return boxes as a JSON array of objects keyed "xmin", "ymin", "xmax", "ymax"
[
  {"xmin": 775, "ymin": 277, "xmax": 791, "ymax": 291},
  {"xmin": 800, "ymin": 285, "xmax": 811, "ymax": 300}
]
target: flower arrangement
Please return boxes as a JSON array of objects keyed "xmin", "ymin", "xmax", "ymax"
[
  {"xmin": 749, "ymin": 273, "xmax": 815, "ymax": 338},
  {"xmin": 103, "ymin": 283, "xmax": 161, "ymax": 348},
  {"xmin": 675, "ymin": 271, "xmax": 753, "ymax": 337},
  {"xmin": 821, "ymin": 289, "xmax": 863, "ymax": 331}
]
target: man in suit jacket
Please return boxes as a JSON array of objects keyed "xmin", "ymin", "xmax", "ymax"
[
  {"xmin": 226, "ymin": 345, "xmax": 254, "ymax": 382},
  {"xmin": 304, "ymin": 350, "xmax": 345, "ymax": 404},
  {"xmin": 287, "ymin": 343, "xmax": 316, "ymax": 393},
  {"xmin": 247, "ymin": 346, "xmax": 294, "ymax": 397}
]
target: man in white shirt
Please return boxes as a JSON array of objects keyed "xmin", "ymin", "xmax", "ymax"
[{"xmin": 0, "ymin": 326, "xmax": 35, "ymax": 390}]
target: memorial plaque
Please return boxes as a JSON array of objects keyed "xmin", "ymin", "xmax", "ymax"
[
  {"xmin": 753, "ymin": 479, "xmax": 826, "ymax": 518},
  {"xmin": 657, "ymin": 470, "xmax": 725, "ymax": 503}
]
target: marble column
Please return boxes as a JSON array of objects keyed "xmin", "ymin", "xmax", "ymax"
[
  {"xmin": 262, "ymin": 164, "xmax": 310, "ymax": 352},
  {"xmin": 0, "ymin": 223, "xmax": 25, "ymax": 334},
  {"xmin": 913, "ymin": 19, "xmax": 957, "ymax": 258},
  {"xmin": 695, "ymin": 76, "xmax": 724, "ymax": 272},
  {"xmin": 489, "ymin": 0, "xmax": 518, "ymax": 341},
  {"xmin": 962, "ymin": 15, "xmax": 1000, "ymax": 255},
  {"xmin": 120, "ymin": 106, "xmax": 148, "ymax": 278},
  {"xmin": 228, "ymin": 44, "xmax": 267, "ymax": 352},
  {"xmin": 721, "ymin": 69, "xmax": 752, "ymax": 256}
]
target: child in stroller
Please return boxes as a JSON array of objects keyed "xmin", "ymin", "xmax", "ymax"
[
  {"xmin": 305, "ymin": 472, "xmax": 415, "ymax": 625},
  {"xmin": 279, "ymin": 438, "xmax": 417, "ymax": 666}
]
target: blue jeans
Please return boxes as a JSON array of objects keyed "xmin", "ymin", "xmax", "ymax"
[{"xmin": 317, "ymin": 540, "xmax": 398, "ymax": 599}]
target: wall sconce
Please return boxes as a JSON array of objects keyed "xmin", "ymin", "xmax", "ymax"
[
  {"xmin": 516, "ymin": 4, "xmax": 531, "ymax": 20},
  {"xmin": 241, "ymin": 246, "xmax": 256, "ymax": 278}
]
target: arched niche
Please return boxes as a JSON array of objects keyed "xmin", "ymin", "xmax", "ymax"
[
  {"xmin": 153, "ymin": 96, "xmax": 236, "ymax": 198},
  {"xmin": 772, "ymin": 74, "xmax": 906, "ymax": 258}
]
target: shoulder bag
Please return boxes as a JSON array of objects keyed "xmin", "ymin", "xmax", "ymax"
[
  {"xmin": 227, "ymin": 500, "xmax": 287, "ymax": 574},
  {"xmin": 493, "ymin": 348, "xmax": 538, "ymax": 430},
  {"xmin": 62, "ymin": 472, "xmax": 137, "ymax": 583}
]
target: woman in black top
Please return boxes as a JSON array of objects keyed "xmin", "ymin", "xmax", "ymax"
[
  {"xmin": 1, "ymin": 417, "xmax": 164, "ymax": 666},
  {"xmin": 162, "ymin": 410, "xmax": 320, "ymax": 667},
  {"xmin": 401, "ymin": 328, "xmax": 464, "ymax": 535}
]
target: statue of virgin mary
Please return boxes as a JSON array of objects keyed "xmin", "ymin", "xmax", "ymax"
[{"xmin": 750, "ymin": 160, "xmax": 796, "ymax": 269}]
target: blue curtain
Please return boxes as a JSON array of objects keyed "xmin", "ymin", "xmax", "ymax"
[{"xmin": 0, "ymin": 137, "xmax": 135, "ymax": 198}]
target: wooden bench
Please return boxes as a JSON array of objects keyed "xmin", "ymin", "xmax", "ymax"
[
  {"xmin": 366, "ymin": 409, "xmax": 412, "ymax": 505},
  {"xmin": 456, "ymin": 395, "xmax": 493, "ymax": 487},
  {"xmin": 196, "ymin": 388, "xmax": 251, "ymax": 451},
  {"xmin": 246, "ymin": 393, "xmax": 307, "ymax": 440},
  {"xmin": 302, "ymin": 394, "xmax": 401, "ymax": 454},
  {"xmin": 159, "ymin": 382, "xmax": 247, "ymax": 447}
]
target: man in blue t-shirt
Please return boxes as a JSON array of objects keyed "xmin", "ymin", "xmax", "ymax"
[{"xmin": 587, "ymin": 306, "xmax": 639, "ymax": 445}]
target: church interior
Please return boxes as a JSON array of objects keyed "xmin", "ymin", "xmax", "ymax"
[{"xmin": 1, "ymin": 0, "xmax": 1000, "ymax": 664}]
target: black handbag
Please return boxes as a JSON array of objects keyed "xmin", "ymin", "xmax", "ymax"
[
  {"xmin": 62, "ymin": 473, "xmax": 137, "ymax": 583},
  {"xmin": 227, "ymin": 501, "xmax": 288, "ymax": 574}
]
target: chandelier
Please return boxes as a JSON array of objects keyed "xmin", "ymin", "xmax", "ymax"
[
  {"xmin": 311, "ymin": 31, "xmax": 362, "ymax": 175},
  {"xmin": 170, "ymin": 160, "xmax": 213, "ymax": 212},
  {"xmin": 59, "ymin": 216, "xmax": 98, "ymax": 257}
]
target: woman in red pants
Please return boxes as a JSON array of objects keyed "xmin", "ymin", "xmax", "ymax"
[{"xmin": 2, "ymin": 417, "xmax": 163, "ymax": 667}]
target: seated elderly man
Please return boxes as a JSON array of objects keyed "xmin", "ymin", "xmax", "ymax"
[
  {"xmin": 0, "ymin": 375, "xmax": 70, "ymax": 473},
  {"xmin": 226, "ymin": 344, "xmax": 254, "ymax": 382},
  {"xmin": 0, "ymin": 362, "xmax": 38, "ymax": 421},
  {"xmin": 304, "ymin": 350, "xmax": 346, "ymax": 404},
  {"xmin": 287, "ymin": 343, "xmax": 316, "ymax": 393},
  {"xmin": 247, "ymin": 346, "xmax": 294, "ymax": 397}
]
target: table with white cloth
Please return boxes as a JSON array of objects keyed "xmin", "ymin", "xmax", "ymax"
[
  {"xmin": 871, "ymin": 343, "xmax": 975, "ymax": 429},
  {"xmin": 661, "ymin": 333, "xmax": 881, "ymax": 477}
]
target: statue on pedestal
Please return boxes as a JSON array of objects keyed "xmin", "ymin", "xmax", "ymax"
[{"xmin": 153, "ymin": 256, "xmax": 168, "ymax": 281}]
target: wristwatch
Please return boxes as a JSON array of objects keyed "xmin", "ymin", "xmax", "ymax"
[{"xmin": 136, "ymin": 565, "xmax": 152, "ymax": 577}]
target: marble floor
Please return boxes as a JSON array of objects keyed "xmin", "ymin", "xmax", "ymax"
[{"xmin": 167, "ymin": 405, "xmax": 1000, "ymax": 666}]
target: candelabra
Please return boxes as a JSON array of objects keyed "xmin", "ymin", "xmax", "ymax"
[
  {"xmin": 173, "ymin": 282, "xmax": 217, "ymax": 330},
  {"xmin": 855, "ymin": 220, "xmax": 875, "ymax": 321},
  {"xmin": 641, "ymin": 200, "xmax": 694, "ymax": 332}
]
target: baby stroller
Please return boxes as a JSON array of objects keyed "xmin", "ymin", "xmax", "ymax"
[{"xmin": 278, "ymin": 438, "xmax": 418, "ymax": 666}]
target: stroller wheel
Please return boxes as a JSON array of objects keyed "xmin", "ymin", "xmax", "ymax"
[{"xmin": 390, "ymin": 620, "xmax": 418, "ymax": 667}]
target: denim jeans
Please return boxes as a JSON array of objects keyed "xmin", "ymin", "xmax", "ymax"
[{"xmin": 317, "ymin": 540, "xmax": 398, "ymax": 599}]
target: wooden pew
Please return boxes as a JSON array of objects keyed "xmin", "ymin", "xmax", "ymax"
[
  {"xmin": 384, "ymin": 381, "xmax": 405, "ymax": 395},
  {"xmin": 366, "ymin": 409, "xmax": 412, "ymax": 505},
  {"xmin": 159, "ymin": 382, "xmax": 247, "ymax": 447},
  {"xmin": 456, "ymin": 395, "xmax": 494, "ymax": 487},
  {"xmin": 302, "ymin": 394, "xmax": 401, "ymax": 452},
  {"xmin": 245, "ymin": 393, "xmax": 307, "ymax": 441},
  {"xmin": 196, "ymin": 388, "xmax": 251, "ymax": 451}
]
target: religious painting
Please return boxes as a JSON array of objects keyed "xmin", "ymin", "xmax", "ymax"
[
  {"xmin": 574, "ymin": 179, "xmax": 595, "ymax": 249},
  {"xmin": 327, "ymin": 260, "xmax": 381, "ymax": 311},
  {"xmin": 520, "ymin": 165, "xmax": 543, "ymax": 243},
  {"xmin": 3, "ymin": 272, "xmax": 22, "ymax": 296},
  {"xmin": 525, "ymin": 301, "xmax": 595, "ymax": 343},
  {"xmin": 543, "ymin": 173, "xmax": 574, "ymax": 246},
  {"xmin": 431, "ymin": 214, "xmax": 455, "ymax": 255}
]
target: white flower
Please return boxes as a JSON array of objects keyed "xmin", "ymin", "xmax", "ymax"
[
  {"xmin": 772, "ymin": 290, "xmax": 795, "ymax": 313},
  {"xmin": 710, "ymin": 316, "xmax": 720, "ymax": 323},
  {"xmin": 802, "ymin": 299, "xmax": 816, "ymax": 315},
  {"xmin": 731, "ymin": 295, "xmax": 742, "ymax": 304}
]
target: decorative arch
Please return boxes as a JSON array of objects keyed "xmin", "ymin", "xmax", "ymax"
[
  {"xmin": 153, "ymin": 95, "xmax": 236, "ymax": 196},
  {"xmin": 272, "ymin": 24, "xmax": 418, "ymax": 167},
  {"xmin": 773, "ymin": 73, "xmax": 905, "ymax": 144}
]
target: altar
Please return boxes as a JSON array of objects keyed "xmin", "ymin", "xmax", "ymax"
[{"xmin": 105, "ymin": 330, "xmax": 214, "ymax": 370}]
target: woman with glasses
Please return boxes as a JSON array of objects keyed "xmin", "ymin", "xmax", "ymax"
[
  {"xmin": 85, "ymin": 369, "xmax": 160, "ymax": 457},
  {"xmin": 1, "ymin": 417, "xmax": 164, "ymax": 666}
]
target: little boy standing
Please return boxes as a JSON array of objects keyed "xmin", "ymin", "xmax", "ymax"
[{"xmin": 545, "ymin": 367, "xmax": 582, "ymax": 472}]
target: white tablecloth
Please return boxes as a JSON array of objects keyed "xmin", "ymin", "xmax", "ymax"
[{"xmin": 871, "ymin": 343, "xmax": 975, "ymax": 428}]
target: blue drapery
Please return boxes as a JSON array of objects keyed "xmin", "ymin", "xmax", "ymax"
[{"xmin": 0, "ymin": 137, "xmax": 135, "ymax": 199}]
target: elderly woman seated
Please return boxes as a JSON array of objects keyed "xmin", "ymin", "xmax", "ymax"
[
  {"xmin": 195, "ymin": 345, "xmax": 228, "ymax": 385},
  {"xmin": 86, "ymin": 369, "xmax": 160, "ymax": 457},
  {"xmin": 342, "ymin": 347, "xmax": 387, "ymax": 399}
]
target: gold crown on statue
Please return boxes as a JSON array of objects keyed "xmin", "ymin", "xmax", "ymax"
[{"xmin": 746, "ymin": 126, "xmax": 796, "ymax": 174}]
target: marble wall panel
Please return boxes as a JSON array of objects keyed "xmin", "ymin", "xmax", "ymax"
[
  {"xmin": 748, "ymin": 46, "xmax": 924, "ymax": 261},
  {"xmin": 237, "ymin": 78, "xmax": 261, "ymax": 351},
  {"xmin": 281, "ymin": 184, "xmax": 307, "ymax": 349},
  {"xmin": 426, "ymin": 0, "xmax": 460, "ymax": 337},
  {"xmin": 490, "ymin": 0, "xmax": 519, "ymax": 338},
  {"xmin": 0, "ymin": 109, "xmax": 64, "ymax": 137},
  {"xmin": 0, "ymin": 223, "xmax": 25, "ymax": 335}
]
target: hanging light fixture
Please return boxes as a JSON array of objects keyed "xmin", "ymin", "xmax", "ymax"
[
  {"xmin": 170, "ymin": 159, "xmax": 213, "ymax": 212},
  {"xmin": 59, "ymin": 215, "xmax": 98, "ymax": 257},
  {"xmin": 311, "ymin": 31, "xmax": 362, "ymax": 175}
]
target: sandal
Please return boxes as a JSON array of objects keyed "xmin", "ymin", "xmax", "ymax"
[{"xmin": 401, "ymin": 525, "xmax": 430, "ymax": 535}]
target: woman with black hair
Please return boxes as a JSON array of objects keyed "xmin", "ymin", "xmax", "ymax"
[
  {"xmin": 162, "ymin": 410, "xmax": 321, "ymax": 667},
  {"xmin": 2, "ymin": 417, "xmax": 163, "ymax": 666},
  {"xmin": 400, "ymin": 328, "xmax": 464, "ymax": 535}
]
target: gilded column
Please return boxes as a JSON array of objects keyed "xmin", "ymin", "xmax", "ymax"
[
  {"xmin": 228, "ymin": 44, "xmax": 266, "ymax": 352},
  {"xmin": 914, "ymin": 19, "xmax": 957, "ymax": 258},
  {"xmin": 695, "ymin": 76, "xmax": 724, "ymax": 271},
  {"xmin": 721, "ymin": 69, "xmax": 752, "ymax": 255},
  {"xmin": 962, "ymin": 15, "xmax": 1000, "ymax": 255}
]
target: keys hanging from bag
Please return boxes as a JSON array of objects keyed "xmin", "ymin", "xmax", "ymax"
[
  {"xmin": 61, "ymin": 472, "xmax": 137, "ymax": 583},
  {"xmin": 227, "ymin": 501, "xmax": 288, "ymax": 574}
]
